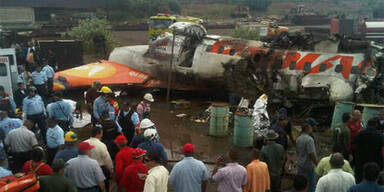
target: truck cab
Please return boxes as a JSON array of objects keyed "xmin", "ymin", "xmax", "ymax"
[
  {"xmin": 0, "ymin": 48, "xmax": 18, "ymax": 95},
  {"xmin": 259, "ymin": 22, "xmax": 289, "ymax": 37}
]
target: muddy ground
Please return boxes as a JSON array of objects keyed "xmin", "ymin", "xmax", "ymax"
[
  {"xmin": 70, "ymin": 28, "xmax": 336, "ymax": 192},
  {"xmin": 74, "ymin": 28, "xmax": 335, "ymax": 191},
  {"xmin": 67, "ymin": 89, "xmax": 333, "ymax": 192}
]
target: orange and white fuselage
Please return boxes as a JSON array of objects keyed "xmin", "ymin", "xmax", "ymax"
[{"xmin": 55, "ymin": 34, "xmax": 375, "ymax": 102}]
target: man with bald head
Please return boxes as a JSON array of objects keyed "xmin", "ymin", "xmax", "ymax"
[
  {"xmin": 315, "ymin": 153, "xmax": 355, "ymax": 192},
  {"xmin": 348, "ymin": 110, "xmax": 363, "ymax": 141},
  {"xmin": 348, "ymin": 110, "xmax": 363, "ymax": 161}
]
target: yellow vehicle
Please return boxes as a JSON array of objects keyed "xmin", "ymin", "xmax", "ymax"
[
  {"xmin": 148, "ymin": 13, "xmax": 203, "ymax": 41},
  {"xmin": 259, "ymin": 22, "xmax": 289, "ymax": 37}
]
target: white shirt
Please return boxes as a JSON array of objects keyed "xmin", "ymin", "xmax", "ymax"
[
  {"xmin": 85, "ymin": 137, "xmax": 113, "ymax": 170},
  {"xmin": 4, "ymin": 126, "xmax": 38, "ymax": 152},
  {"xmin": 315, "ymin": 169, "xmax": 355, "ymax": 192},
  {"xmin": 143, "ymin": 165, "xmax": 169, "ymax": 192}
]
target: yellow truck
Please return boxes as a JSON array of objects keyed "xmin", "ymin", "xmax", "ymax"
[
  {"xmin": 259, "ymin": 22, "xmax": 289, "ymax": 37},
  {"xmin": 148, "ymin": 13, "xmax": 203, "ymax": 41}
]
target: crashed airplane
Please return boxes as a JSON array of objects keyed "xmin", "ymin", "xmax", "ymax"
[{"xmin": 54, "ymin": 22, "xmax": 381, "ymax": 103}]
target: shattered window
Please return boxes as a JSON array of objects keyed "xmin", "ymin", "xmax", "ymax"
[
  {"xmin": 206, "ymin": 45, "xmax": 212, "ymax": 52},
  {"xmin": 289, "ymin": 61, "xmax": 296, "ymax": 70},
  {"xmin": 351, "ymin": 66, "xmax": 361, "ymax": 74},
  {"xmin": 319, "ymin": 64, "xmax": 327, "ymax": 72},
  {"xmin": 149, "ymin": 19, "xmax": 173, "ymax": 30},
  {"xmin": 0, "ymin": 64, "xmax": 7, "ymax": 76},
  {"xmin": 304, "ymin": 62, "xmax": 312, "ymax": 72},
  {"xmin": 335, "ymin": 64, "xmax": 343, "ymax": 73},
  {"xmin": 218, "ymin": 46, "xmax": 224, "ymax": 54}
]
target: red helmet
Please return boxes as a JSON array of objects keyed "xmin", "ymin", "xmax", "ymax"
[{"xmin": 132, "ymin": 148, "xmax": 147, "ymax": 158}]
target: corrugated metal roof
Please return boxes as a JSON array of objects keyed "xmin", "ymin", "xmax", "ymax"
[
  {"xmin": 365, "ymin": 21, "xmax": 384, "ymax": 28},
  {"xmin": 0, "ymin": 0, "xmax": 104, "ymax": 9}
]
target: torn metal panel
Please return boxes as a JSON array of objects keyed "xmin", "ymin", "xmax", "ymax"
[
  {"xmin": 223, "ymin": 49, "xmax": 370, "ymax": 102},
  {"xmin": 301, "ymin": 75, "xmax": 354, "ymax": 101}
]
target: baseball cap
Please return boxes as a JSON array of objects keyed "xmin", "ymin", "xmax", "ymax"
[
  {"xmin": 78, "ymin": 142, "xmax": 94, "ymax": 152},
  {"xmin": 65, "ymin": 131, "xmax": 78, "ymax": 143},
  {"xmin": 132, "ymin": 148, "xmax": 147, "ymax": 158},
  {"xmin": 183, "ymin": 143, "xmax": 194, "ymax": 154},
  {"xmin": 114, "ymin": 135, "xmax": 128, "ymax": 145},
  {"xmin": 306, "ymin": 118, "xmax": 319, "ymax": 126}
]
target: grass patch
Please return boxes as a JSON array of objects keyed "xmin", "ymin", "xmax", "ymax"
[{"xmin": 181, "ymin": 3, "xmax": 236, "ymax": 20}]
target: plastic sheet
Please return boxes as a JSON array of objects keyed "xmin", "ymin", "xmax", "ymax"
[{"xmin": 251, "ymin": 94, "xmax": 270, "ymax": 136}]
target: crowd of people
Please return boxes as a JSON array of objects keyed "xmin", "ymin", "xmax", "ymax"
[
  {"xmin": 264, "ymin": 109, "xmax": 384, "ymax": 192},
  {"xmin": 0, "ymin": 63, "xmax": 383, "ymax": 192}
]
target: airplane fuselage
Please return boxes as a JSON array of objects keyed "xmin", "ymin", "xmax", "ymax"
[{"xmin": 109, "ymin": 35, "xmax": 375, "ymax": 102}]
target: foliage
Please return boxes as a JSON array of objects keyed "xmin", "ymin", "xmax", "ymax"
[
  {"xmin": 232, "ymin": 26, "xmax": 260, "ymax": 41},
  {"xmin": 181, "ymin": 3, "xmax": 235, "ymax": 19},
  {"xmin": 243, "ymin": 0, "xmax": 272, "ymax": 10},
  {"xmin": 67, "ymin": 19, "xmax": 114, "ymax": 57},
  {"xmin": 180, "ymin": 0, "xmax": 271, "ymax": 10},
  {"xmin": 107, "ymin": 0, "xmax": 181, "ymax": 21}
]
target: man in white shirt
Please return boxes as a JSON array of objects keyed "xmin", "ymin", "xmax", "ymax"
[
  {"xmin": 85, "ymin": 127, "xmax": 113, "ymax": 191},
  {"xmin": 315, "ymin": 153, "xmax": 355, "ymax": 192},
  {"xmin": 143, "ymin": 152, "xmax": 169, "ymax": 192}
]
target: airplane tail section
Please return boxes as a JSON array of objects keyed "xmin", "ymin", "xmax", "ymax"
[{"xmin": 53, "ymin": 60, "xmax": 151, "ymax": 91}]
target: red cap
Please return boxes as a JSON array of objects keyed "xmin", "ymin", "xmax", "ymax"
[
  {"xmin": 132, "ymin": 148, "xmax": 147, "ymax": 158},
  {"xmin": 183, "ymin": 143, "xmax": 194, "ymax": 154},
  {"xmin": 78, "ymin": 142, "xmax": 94, "ymax": 152},
  {"xmin": 114, "ymin": 135, "xmax": 128, "ymax": 145}
]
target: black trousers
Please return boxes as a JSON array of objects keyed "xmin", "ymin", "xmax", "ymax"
[
  {"xmin": 102, "ymin": 139, "xmax": 119, "ymax": 161},
  {"xmin": 47, "ymin": 78, "xmax": 53, "ymax": 97},
  {"xmin": 27, "ymin": 113, "xmax": 46, "ymax": 142},
  {"xmin": 8, "ymin": 151, "xmax": 31, "ymax": 173},
  {"xmin": 77, "ymin": 186, "xmax": 101, "ymax": 192},
  {"xmin": 34, "ymin": 84, "xmax": 47, "ymax": 101},
  {"xmin": 270, "ymin": 175, "xmax": 281, "ymax": 192},
  {"xmin": 47, "ymin": 147, "xmax": 58, "ymax": 165},
  {"xmin": 101, "ymin": 166, "xmax": 110, "ymax": 191},
  {"xmin": 123, "ymin": 128, "xmax": 135, "ymax": 145}
]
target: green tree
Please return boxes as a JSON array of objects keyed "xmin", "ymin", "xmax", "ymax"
[
  {"xmin": 107, "ymin": 0, "xmax": 181, "ymax": 22},
  {"xmin": 243, "ymin": 0, "xmax": 271, "ymax": 10},
  {"xmin": 67, "ymin": 19, "xmax": 114, "ymax": 57},
  {"xmin": 232, "ymin": 26, "xmax": 260, "ymax": 40}
]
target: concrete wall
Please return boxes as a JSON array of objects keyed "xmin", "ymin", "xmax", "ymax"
[
  {"xmin": 0, "ymin": 7, "xmax": 35, "ymax": 24},
  {"xmin": 0, "ymin": 0, "xmax": 103, "ymax": 9}
]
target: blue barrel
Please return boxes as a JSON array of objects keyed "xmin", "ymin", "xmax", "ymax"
[
  {"xmin": 233, "ymin": 112, "xmax": 254, "ymax": 147},
  {"xmin": 331, "ymin": 101, "xmax": 354, "ymax": 128},
  {"xmin": 209, "ymin": 103, "xmax": 229, "ymax": 136},
  {"xmin": 359, "ymin": 104, "xmax": 384, "ymax": 127}
]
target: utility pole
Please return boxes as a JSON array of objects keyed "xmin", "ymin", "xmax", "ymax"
[
  {"xmin": 167, "ymin": 32, "xmax": 176, "ymax": 159},
  {"xmin": 166, "ymin": 32, "xmax": 175, "ymax": 107}
]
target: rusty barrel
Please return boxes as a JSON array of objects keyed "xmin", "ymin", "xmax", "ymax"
[
  {"xmin": 209, "ymin": 103, "xmax": 229, "ymax": 136},
  {"xmin": 233, "ymin": 111, "xmax": 254, "ymax": 147}
]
